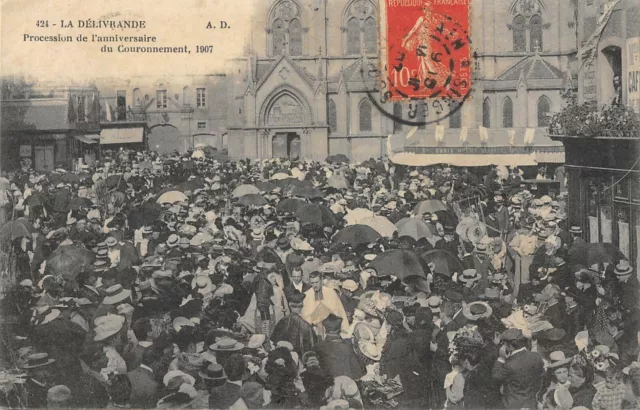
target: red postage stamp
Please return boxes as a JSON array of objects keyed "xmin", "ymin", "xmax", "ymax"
[{"xmin": 379, "ymin": 0, "xmax": 472, "ymax": 101}]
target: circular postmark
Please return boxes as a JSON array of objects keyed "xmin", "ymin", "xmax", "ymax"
[{"xmin": 360, "ymin": 2, "xmax": 474, "ymax": 127}]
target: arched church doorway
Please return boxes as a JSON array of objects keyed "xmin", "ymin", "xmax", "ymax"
[{"xmin": 272, "ymin": 132, "xmax": 301, "ymax": 159}]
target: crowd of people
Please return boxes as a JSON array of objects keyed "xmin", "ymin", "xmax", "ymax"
[{"xmin": 0, "ymin": 147, "xmax": 637, "ymax": 410}]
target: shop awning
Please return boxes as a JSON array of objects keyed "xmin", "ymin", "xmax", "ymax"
[
  {"xmin": 101, "ymin": 127, "xmax": 144, "ymax": 144},
  {"xmin": 534, "ymin": 151, "xmax": 565, "ymax": 163},
  {"xmin": 390, "ymin": 152, "xmax": 539, "ymax": 167},
  {"xmin": 74, "ymin": 135, "xmax": 100, "ymax": 144}
]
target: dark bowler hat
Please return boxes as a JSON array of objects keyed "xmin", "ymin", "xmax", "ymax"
[{"xmin": 323, "ymin": 314, "xmax": 343, "ymax": 333}]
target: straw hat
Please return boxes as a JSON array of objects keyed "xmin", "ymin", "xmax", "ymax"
[
  {"xmin": 462, "ymin": 301, "xmax": 493, "ymax": 321},
  {"xmin": 199, "ymin": 363, "xmax": 226, "ymax": 384},
  {"xmin": 191, "ymin": 275, "xmax": 215, "ymax": 295},
  {"xmin": 105, "ymin": 237, "xmax": 118, "ymax": 247},
  {"xmin": 93, "ymin": 314, "xmax": 125, "ymax": 341},
  {"xmin": 614, "ymin": 260, "xmax": 633, "ymax": 276},
  {"xmin": 102, "ymin": 284, "xmax": 131, "ymax": 305},
  {"xmin": 210, "ymin": 338, "xmax": 244, "ymax": 352},
  {"xmin": 166, "ymin": 234, "xmax": 181, "ymax": 248},
  {"xmin": 458, "ymin": 269, "xmax": 481, "ymax": 284},
  {"xmin": 172, "ymin": 317, "xmax": 196, "ymax": 333},
  {"xmin": 547, "ymin": 351, "xmax": 573, "ymax": 368},
  {"xmin": 22, "ymin": 352, "xmax": 55, "ymax": 369}
]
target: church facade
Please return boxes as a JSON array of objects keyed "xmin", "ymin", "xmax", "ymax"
[{"xmin": 227, "ymin": 0, "xmax": 577, "ymax": 163}]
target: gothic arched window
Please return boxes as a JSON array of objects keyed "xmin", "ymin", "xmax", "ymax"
[
  {"xmin": 449, "ymin": 102, "xmax": 462, "ymax": 129},
  {"xmin": 530, "ymin": 14, "xmax": 543, "ymax": 52},
  {"xmin": 269, "ymin": 1, "xmax": 303, "ymax": 56},
  {"xmin": 483, "ymin": 98, "xmax": 491, "ymax": 128},
  {"xmin": 343, "ymin": 0, "xmax": 377, "ymax": 56},
  {"xmin": 347, "ymin": 18, "xmax": 361, "ymax": 55},
  {"xmin": 289, "ymin": 18, "xmax": 302, "ymax": 56},
  {"xmin": 393, "ymin": 102, "xmax": 403, "ymax": 133},
  {"xmin": 364, "ymin": 17, "xmax": 377, "ymax": 54},
  {"xmin": 359, "ymin": 99, "xmax": 372, "ymax": 132},
  {"xmin": 328, "ymin": 99, "xmax": 337, "ymax": 133},
  {"xmin": 537, "ymin": 95, "xmax": 551, "ymax": 127},
  {"xmin": 502, "ymin": 97, "xmax": 513, "ymax": 128},
  {"xmin": 513, "ymin": 15, "xmax": 526, "ymax": 52}
]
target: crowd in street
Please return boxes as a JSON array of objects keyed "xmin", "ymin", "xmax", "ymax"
[{"xmin": 0, "ymin": 147, "xmax": 638, "ymax": 410}]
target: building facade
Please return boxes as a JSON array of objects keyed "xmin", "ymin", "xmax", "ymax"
[
  {"xmin": 1, "ymin": 83, "xmax": 101, "ymax": 172},
  {"xmin": 552, "ymin": 0, "xmax": 640, "ymax": 270},
  {"xmin": 227, "ymin": 0, "xmax": 575, "ymax": 164},
  {"xmin": 94, "ymin": 75, "xmax": 229, "ymax": 154}
]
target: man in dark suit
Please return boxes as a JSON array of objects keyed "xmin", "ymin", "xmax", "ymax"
[
  {"xmin": 494, "ymin": 194, "xmax": 510, "ymax": 236},
  {"xmin": 209, "ymin": 353, "xmax": 246, "ymax": 409},
  {"xmin": 614, "ymin": 261, "xmax": 640, "ymax": 351},
  {"xmin": 492, "ymin": 328, "xmax": 544, "ymax": 409},
  {"xmin": 126, "ymin": 349, "xmax": 160, "ymax": 408},
  {"xmin": 314, "ymin": 314, "xmax": 364, "ymax": 380},
  {"xmin": 284, "ymin": 267, "xmax": 310, "ymax": 314}
]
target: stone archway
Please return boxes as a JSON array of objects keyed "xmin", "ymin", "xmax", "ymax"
[{"xmin": 148, "ymin": 124, "xmax": 182, "ymax": 154}]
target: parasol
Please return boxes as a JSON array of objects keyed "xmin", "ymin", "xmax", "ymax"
[
  {"xmin": 413, "ymin": 199, "xmax": 449, "ymax": 215},
  {"xmin": 270, "ymin": 173, "xmax": 292, "ymax": 181},
  {"xmin": 0, "ymin": 218, "xmax": 35, "ymax": 245},
  {"xmin": 369, "ymin": 249, "xmax": 428, "ymax": 279},
  {"xmin": 359, "ymin": 216, "xmax": 398, "ymax": 238},
  {"xmin": 333, "ymin": 224, "xmax": 381, "ymax": 246},
  {"xmin": 255, "ymin": 181, "xmax": 277, "ymax": 193},
  {"xmin": 191, "ymin": 149, "xmax": 205, "ymax": 159},
  {"xmin": 232, "ymin": 184, "xmax": 261, "ymax": 198},
  {"xmin": 23, "ymin": 193, "xmax": 47, "ymax": 208},
  {"xmin": 395, "ymin": 217, "xmax": 435, "ymax": 241},
  {"xmin": 276, "ymin": 198, "xmax": 305, "ymax": 214},
  {"xmin": 326, "ymin": 154, "xmax": 350, "ymax": 164},
  {"xmin": 420, "ymin": 249, "xmax": 465, "ymax": 278},
  {"xmin": 344, "ymin": 208, "xmax": 376, "ymax": 225},
  {"xmin": 237, "ymin": 193, "xmax": 267, "ymax": 207},
  {"xmin": 456, "ymin": 217, "xmax": 487, "ymax": 244},
  {"xmin": 128, "ymin": 202, "xmax": 163, "ymax": 229},
  {"xmin": 290, "ymin": 186, "xmax": 323, "ymax": 199},
  {"xmin": 45, "ymin": 244, "xmax": 95, "ymax": 281},
  {"xmin": 294, "ymin": 204, "xmax": 337, "ymax": 227},
  {"xmin": 157, "ymin": 190, "xmax": 188, "ymax": 204}
]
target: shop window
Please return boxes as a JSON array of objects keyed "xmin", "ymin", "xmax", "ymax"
[
  {"xmin": 359, "ymin": 99, "xmax": 372, "ymax": 132},
  {"xmin": 537, "ymin": 96, "xmax": 551, "ymax": 127},
  {"xmin": 393, "ymin": 102, "xmax": 403, "ymax": 133},
  {"xmin": 328, "ymin": 99, "xmax": 337, "ymax": 133},
  {"xmin": 513, "ymin": 15, "xmax": 526, "ymax": 52},
  {"xmin": 502, "ymin": 97, "xmax": 513, "ymax": 128},
  {"xmin": 483, "ymin": 98, "xmax": 491, "ymax": 128}
]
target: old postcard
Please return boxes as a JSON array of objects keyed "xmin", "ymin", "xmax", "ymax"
[{"xmin": 1, "ymin": 0, "xmax": 639, "ymax": 408}]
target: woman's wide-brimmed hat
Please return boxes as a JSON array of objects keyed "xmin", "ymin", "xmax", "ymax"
[
  {"xmin": 22, "ymin": 352, "xmax": 55, "ymax": 369},
  {"xmin": 210, "ymin": 338, "xmax": 244, "ymax": 352},
  {"xmin": 191, "ymin": 275, "xmax": 215, "ymax": 295},
  {"xmin": 462, "ymin": 301, "xmax": 493, "ymax": 321},
  {"xmin": 358, "ymin": 341, "xmax": 381, "ymax": 361},
  {"xmin": 102, "ymin": 284, "xmax": 132, "ymax": 305},
  {"xmin": 547, "ymin": 350, "xmax": 573, "ymax": 368}
]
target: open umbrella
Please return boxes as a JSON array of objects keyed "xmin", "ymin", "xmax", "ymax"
[
  {"xmin": 276, "ymin": 198, "xmax": 305, "ymax": 214},
  {"xmin": 191, "ymin": 149, "xmax": 205, "ymax": 159},
  {"xmin": 157, "ymin": 190, "xmax": 188, "ymax": 204},
  {"xmin": 128, "ymin": 202, "xmax": 163, "ymax": 229},
  {"xmin": 45, "ymin": 244, "xmax": 95, "ymax": 281},
  {"xmin": 270, "ymin": 173, "xmax": 292, "ymax": 181},
  {"xmin": 420, "ymin": 249, "xmax": 465, "ymax": 278},
  {"xmin": 369, "ymin": 249, "xmax": 427, "ymax": 279},
  {"xmin": 290, "ymin": 186, "xmax": 323, "ymax": 199},
  {"xmin": 344, "ymin": 208, "xmax": 376, "ymax": 225},
  {"xmin": 568, "ymin": 242, "xmax": 627, "ymax": 268},
  {"xmin": 0, "ymin": 218, "xmax": 35, "ymax": 245},
  {"xmin": 333, "ymin": 225, "xmax": 381, "ymax": 246},
  {"xmin": 413, "ymin": 200, "xmax": 449, "ymax": 215},
  {"xmin": 326, "ymin": 154, "xmax": 350, "ymax": 164},
  {"xmin": 237, "ymin": 193, "xmax": 267, "ymax": 207},
  {"xmin": 232, "ymin": 184, "xmax": 260, "ymax": 198},
  {"xmin": 326, "ymin": 175, "xmax": 350, "ymax": 190},
  {"xmin": 255, "ymin": 181, "xmax": 277, "ymax": 193},
  {"xmin": 395, "ymin": 217, "xmax": 435, "ymax": 241},
  {"xmin": 68, "ymin": 197, "xmax": 93, "ymax": 210},
  {"xmin": 359, "ymin": 216, "xmax": 398, "ymax": 237},
  {"xmin": 294, "ymin": 204, "xmax": 336, "ymax": 227},
  {"xmin": 24, "ymin": 193, "xmax": 47, "ymax": 208}
]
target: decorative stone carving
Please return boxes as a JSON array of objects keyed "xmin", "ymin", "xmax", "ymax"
[
  {"xmin": 511, "ymin": 0, "xmax": 543, "ymax": 17},
  {"xmin": 275, "ymin": 0, "xmax": 297, "ymax": 22},
  {"xmin": 352, "ymin": 0, "xmax": 374, "ymax": 20},
  {"xmin": 278, "ymin": 66, "xmax": 291, "ymax": 81},
  {"xmin": 267, "ymin": 94, "xmax": 304, "ymax": 125}
]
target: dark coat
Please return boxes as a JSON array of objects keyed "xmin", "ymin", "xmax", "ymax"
[
  {"xmin": 208, "ymin": 381, "xmax": 241, "ymax": 410},
  {"xmin": 564, "ymin": 304, "xmax": 582, "ymax": 341},
  {"xmin": 464, "ymin": 363, "xmax": 502, "ymax": 409},
  {"xmin": 127, "ymin": 366, "xmax": 160, "ymax": 409},
  {"xmin": 314, "ymin": 335, "xmax": 365, "ymax": 380},
  {"xmin": 543, "ymin": 302, "xmax": 565, "ymax": 330},
  {"xmin": 491, "ymin": 349, "xmax": 544, "ymax": 409},
  {"xmin": 569, "ymin": 382, "xmax": 597, "ymax": 409},
  {"xmin": 284, "ymin": 282, "xmax": 311, "ymax": 305}
]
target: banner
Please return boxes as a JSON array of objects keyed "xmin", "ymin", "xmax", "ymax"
[
  {"xmin": 579, "ymin": 0, "xmax": 620, "ymax": 71},
  {"xmin": 628, "ymin": 37, "xmax": 640, "ymax": 113}
]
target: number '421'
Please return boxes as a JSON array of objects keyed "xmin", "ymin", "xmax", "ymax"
[{"xmin": 36, "ymin": 20, "xmax": 49, "ymax": 27}]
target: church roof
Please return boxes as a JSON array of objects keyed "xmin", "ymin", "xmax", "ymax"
[
  {"xmin": 328, "ymin": 58, "xmax": 377, "ymax": 92},
  {"xmin": 498, "ymin": 55, "xmax": 564, "ymax": 81}
]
